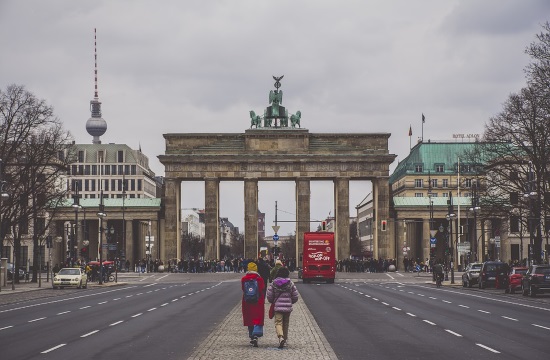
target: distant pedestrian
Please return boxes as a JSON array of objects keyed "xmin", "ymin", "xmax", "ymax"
[
  {"xmin": 257, "ymin": 257, "xmax": 271, "ymax": 297},
  {"xmin": 267, "ymin": 266, "xmax": 299, "ymax": 349},
  {"xmin": 241, "ymin": 261, "xmax": 265, "ymax": 347},
  {"xmin": 270, "ymin": 259, "xmax": 283, "ymax": 282}
]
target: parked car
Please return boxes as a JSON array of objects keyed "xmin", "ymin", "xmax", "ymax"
[
  {"xmin": 504, "ymin": 266, "xmax": 528, "ymax": 294},
  {"xmin": 462, "ymin": 262, "xmax": 483, "ymax": 288},
  {"xmin": 52, "ymin": 267, "xmax": 88, "ymax": 289},
  {"xmin": 521, "ymin": 264, "xmax": 550, "ymax": 297},
  {"xmin": 478, "ymin": 261, "xmax": 510, "ymax": 289},
  {"xmin": 7, "ymin": 263, "xmax": 27, "ymax": 281}
]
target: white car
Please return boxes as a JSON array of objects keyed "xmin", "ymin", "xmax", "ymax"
[{"xmin": 53, "ymin": 268, "xmax": 88, "ymax": 289}]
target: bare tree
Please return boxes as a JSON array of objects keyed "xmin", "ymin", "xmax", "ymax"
[
  {"xmin": 480, "ymin": 23, "xmax": 550, "ymax": 264},
  {"xmin": 0, "ymin": 84, "xmax": 74, "ymax": 283}
]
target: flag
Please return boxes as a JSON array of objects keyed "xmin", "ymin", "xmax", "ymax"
[
  {"xmin": 422, "ymin": 113, "xmax": 425, "ymax": 123},
  {"xmin": 408, "ymin": 125, "xmax": 412, "ymax": 136}
]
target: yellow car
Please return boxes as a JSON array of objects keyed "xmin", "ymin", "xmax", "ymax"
[{"xmin": 53, "ymin": 268, "xmax": 88, "ymax": 289}]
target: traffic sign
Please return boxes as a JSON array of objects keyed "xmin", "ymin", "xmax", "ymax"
[
  {"xmin": 272, "ymin": 225, "xmax": 280, "ymax": 233},
  {"xmin": 273, "ymin": 234, "xmax": 279, "ymax": 241}
]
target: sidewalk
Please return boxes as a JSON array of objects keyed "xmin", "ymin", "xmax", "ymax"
[{"xmin": 188, "ymin": 298, "xmax": 338, "ymax": 360}]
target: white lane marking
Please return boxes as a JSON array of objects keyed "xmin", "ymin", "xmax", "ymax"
[
  {"xmin": 358, "ymin": 292, "xmax": 363, "ymax": 295},
  {"xmin": 373, "ymin": 298, "xmax": 379, "ymax": 301},
  {"xmin": 161, "ymin": 303, "xmax": 169, "ymax": 307},
  {"xmin": 406, "ymin": 313, "xmax": 416, "ymax": 317},
  {"xmin": 532, "ymin": 323, "xmax": 550, "ymax": 330},
  {"xmin": 502, "ymin": 316, "xmax": 518, "ymax": 321},
  {"xmin": 136, "ymin": 293, "xmax": 143, "ymax": 296},
  {"xmin": 131, "ymin": 313, "xmax": 143, "ymax": 318},
  {"xmin": 171, "ymin": 299, "xmax": 178, "ymax": 302},
  {"xmin": 181, "ymin": 295, "xmax": 186, "ymax": 298},
  {"xmin": 364, "ymin": 294, "xmax": 371, "ymax": 298},
  {"xmin": 423, "ymin": 320, "xmax": 436, "ymax": 325},
  {"xmin": 429, "ymin": 297, "xmax": 437, "ymax": 300},
  {"xmin": 392, "ymin": 307, "xmax": 401, "ymax": 311},
  {"xmin": 418, "ymin": 294, "xmax": 425, "ymax": 297},
  {"xmin": 147, "ymin": 307, "xmax": 157, "ymax": 312},
  {"xmin": 382, "ymin": 302, "xmax": 389, "ymax": 306},
  {"xmin": 41, "ymin": 344, "xmax": 66, "ymax": 353},
  {"xmin": 0, "ymin": 286, "xmax": 138, "ymax": 315},
  {"xmin": 29, "ymin": 317, "xmax": 46, "ymax": 323},
  {"xmin": 110, "ymin": 321, "xmax": 124, "ymax": 326},
  {"xmin": 113, "ymin": 298, "xmax": 121, "ymax": 301},
  {"xmin": 81, "ymin": 330, "xmax": 99, "ymax": 337},
  {"xmin": 98, "ymin": 301, "xmax": 108, "ymax": 305},
  {"xmin": 408, "ymin": 291, "xmax": 415, "ymax": 294},
  {"xmin": 188, "ymin": 293, "xmax": 194, "ymax": 296},
  {"xmin": 0, "ymin": 325, "xmax": 14, "ymax": 331},
  {"xmin": 126, "ymin": 295, "xmax": 133, "ymax": 298},
  {"xmin": 442, "ymin": 300, "xmax": 452, "ymax": 304},
  {"xmin": 478, "ymin": 310, "xmax": 490, "ymax": 314},
  {"xmin": 80, "ymin": 306, "xmax": 91, "ymax": 309},
  {"xmin": 476, "ymin": 344, "xmax": 500, "ymax": 353},
  {"xmin": 57, "ymin": 311, "xmax": 71, "ymax": 315},
  {"xmin": 458, "ymin": 305, "xmax": 469, "ymax": 308},
  {"xmin": 385, "ymin": 273, "xmax": 395, "ymax": 280},
  {"xmin": 445, "ymin": 329, "xmax": 462, "ymax": 337},
  {"xmin": 399, "ymin": 290, "xmax": 404, "ymax": 292}
]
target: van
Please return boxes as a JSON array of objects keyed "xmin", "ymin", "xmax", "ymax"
[{"xmin": 478, "ymin": 261, "xmax": 510, "ymax": 289}]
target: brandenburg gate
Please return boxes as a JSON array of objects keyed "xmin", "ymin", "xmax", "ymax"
[{"xmin": 158, "ymin": 77, "xmax": 396, "ymax": 264}]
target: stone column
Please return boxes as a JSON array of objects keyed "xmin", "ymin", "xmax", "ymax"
[
  {"xmin": 373, "ymin": 178, "xmax": 391, "ymax": 259},
  {"xmin": 422, "ymin": 218, "xmax": 431, "ymax": 263},
  {"xmin": 205, "ymin": 178, "xmax": 220, "ymax": 260},
  {"xmin": 124, "ymin": 219, "xmax": 133, "ymax": 268},
  {"xmin": 334, "ymin": 178, "xmax": 350, "ymax": 260},
  {"xmin": 295, "ymin": 178, "xmax": 310, "ymax": 267},
  {"xmin": 396, "ymin": 219, "xmax": 406, "ymax": 271},
  {"xmin": 164, "ymin": 178, "xmax": 180, "ymax": 261},
  {"xmin": 244, "ymin": 179, "xmax": 259, "ymax": 259}
]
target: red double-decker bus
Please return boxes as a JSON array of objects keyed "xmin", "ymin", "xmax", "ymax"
[{"xmin": 301, "ymin": 232, "xmax": 336, "ymax": 284}]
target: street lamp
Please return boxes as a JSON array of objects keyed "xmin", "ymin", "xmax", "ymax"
[
  {"xmin": 524, "ymin": 161, "xmax": 537, "ymax": 265},
  {"xmin": 72, "ymin": 182, "xmax": 81, "ymax": 266},
  {"xmin": 470, "ymin": 180, "xmax": 480, "ymax": 262},
  {"xmin": 0, "ymin": 159, "xmax": 10, "ymax": 293},
  {"xmin": 104, "ymin": 225, "xmax": 116, "ymax": 282},
  {"xmin": 446, "ymin": 192, "xmax": 456, "ymax": 283},
  {"xmin": 97, "ymin": 190, "xmax": 107, "ymax": 284}
]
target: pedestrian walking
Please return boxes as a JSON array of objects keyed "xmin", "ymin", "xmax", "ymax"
[
  {"xmin": 266, "ymin": 267, "xmax": 299, "ymax": 349},
  {"xmin": 241, "ymin": 261, "xmax": 265, "ymax": 347},
  {"xmin": 257, "ymin": 257, "xmax": 271, "ymax": 297},
  {"xmin": 270, "ymin": 259, "xmax": 283, "ymax": 282}
]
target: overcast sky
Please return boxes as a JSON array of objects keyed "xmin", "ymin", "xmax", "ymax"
[{"xmin": 1, "ymin": 0, "xmax": 549, "ymax": 237}]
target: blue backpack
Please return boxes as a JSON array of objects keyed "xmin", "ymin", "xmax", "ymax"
[{"xmin": 243, "ymin": 278, "xmax": 259, "ymax": 303}]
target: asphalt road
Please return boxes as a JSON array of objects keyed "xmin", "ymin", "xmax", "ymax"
[
  {"xmin": 2, "ymin": 272, "xmax": 550, "ymax": 359},
  {"xmin": 299, "ymin": 273, "xmax": 550, "ymax": 360},
  {"xmin": 0, "ymin": 275, "xmax": 242, "ymax": 360}
]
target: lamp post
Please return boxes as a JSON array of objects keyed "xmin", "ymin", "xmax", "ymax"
[
  {"xmin": 524, "ymin": 161, "xmax": 537, "ymax": 266},
  {"xmin": 97, "ymin": 190, "xmax": 107, "ymax": 284},
  {"xmin": 147, "ymin": 220, "xmax": 152, "ymax": 273},
  {"xmin": 122, "ymin": 172, "xmax": 126, "ymax": 268},
  {"xmin": 104, "ymin": 225, "xmax": 115, "ymax": 281},
  {"xmin": 72, "ymin": 182, "xmax": 80, "ymax": 266},
  {"xmin": 470, "ymin": 180, "xmax": 480, "ymax": 262},
  {"xmin": 446, "ymin": 192, "xmax": 456, "ymax": 284},
  {"xmin": 0, "ymin": 159, "xmax": 10, "ymax": 292}
]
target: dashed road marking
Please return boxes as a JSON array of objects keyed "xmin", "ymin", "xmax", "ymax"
[{"xmin": 476, "ymin": 343, "xmax": 500, "ymax": 353}]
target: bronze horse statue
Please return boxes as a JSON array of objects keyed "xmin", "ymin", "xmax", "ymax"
[
  {"xmin": 290, "ymin": 111, "xmax": 301, "ymax": 128},
  {"xmin": 250, "ymin": 111, "xmax": 262, "ymax": 128}
]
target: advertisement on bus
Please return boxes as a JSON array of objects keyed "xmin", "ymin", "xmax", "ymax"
[{"xmin": 301, "ymin": 232, "xmax": 335, "ymax": 283}]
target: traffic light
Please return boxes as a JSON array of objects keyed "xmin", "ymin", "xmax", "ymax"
[
  {"xmin": 322, "ymin": 221, "xmax": 327, "ymax": 231},
  {"xmin": 381, "ymin": 220, "xmax": 387, "ymax": 231}
]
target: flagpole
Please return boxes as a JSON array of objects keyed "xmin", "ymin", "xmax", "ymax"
[{"xmin": 421, "ymin": 113, "xmax": 425, "ymax": 142}]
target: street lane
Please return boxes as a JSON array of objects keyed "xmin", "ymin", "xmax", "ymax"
[
  {"xmin": 299, "ymin": 278, "xmax": 550, "ymax": 359},
  {"xmin": 0, "ymin": 278, "xmax": 242, "ymax": 360}
]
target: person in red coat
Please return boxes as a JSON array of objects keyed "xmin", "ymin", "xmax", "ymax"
[{"xmin": 241, "ymin": 261, "xmax": 265, "ymax": 347}]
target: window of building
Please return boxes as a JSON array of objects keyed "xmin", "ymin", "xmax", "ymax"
[
  {"xmin": 58, "ymin": 150, "xmax": 65, "ymax": 161},
  {"xmin": 442, "ymin": 192, "xmax": 448, "ymax": 197},
  {"xmin": 131, "ymin": 179, "xmax": 135, "ymax": 191},
  {"xmin": 431, "ymin": 193, "xmax": 438, "ymax": 197},
  {"xmin": 111, "ymin": 179, "xmax": 116, "ymax": 191},
  {"xmin": 111, "ymin": 165, "xmax": 117, "ymax": 175},
  {"xmin": 104, "ymin": 179, "xmax": 109, "ymax": 191},
  {"xmin": 104, "ymin": 165, "xmax": 110, "ymax": 175},
  {"xmin": 124, "ymin": 165, "xmax": 130, "ymax": 175},
  {"xmin": 435, "ymin": 164, "xmax": 444, "ymax": 173},
  {"xmin": 78, "ymin": 150, "xmax": 84, "ymax": 163},
  {"xmin": 415, "ymin": 179, "xmax": 423, "ymax": 188},
  {"xmin": 92, "ymin": 165, "xmax": 97, "ymax": 175},
  {"xmin": 510, "ymin": 215, "xmax": 520, "ymax": 233},
  {"xmin": 97, "ymin": 150, "xmax": 105, "ymax": 163},
  {"xmin": 91, "ymin": 179, "xmax": 96, "ymax": 192},
  {"xmin": 78, "ymin": 165, "xmax": 84, "ymax": 175},
  {"xmin": 118, "ymin": 150, "xmax": 124, "ymax": 162},
  {"xmin": 138, "ymin": 179, "xmax": 142, "ymax": 191},
  {"xmin": 131, "ymin": 165, "xmax": 137, "ymax": 175},
  {"xmin": 118, "ymin": 179, "xmax": 122, "ymax": 191},
  {"xmin": 415, "ymin": 193, "xmax": 423, "ymax": 197},
  {"xmin": 465, "ymin": 178, "xmax": 472, "ymax": 188},
  {"xmin": 414, "ymin": 164, "xmax": 423, "ymax": 172},
  {"xmin": 442, "ymin": 179, "xmax": 449, "ymax": 188},
  {"xmin": 431, "ymin": 179, "xmax": 437, "ymax": 188},
  {"xmin": 84, "ymin": 165, "xmax": 90, "ymax": 175},
  {"xmin": 118, "ymin": 165, "xmax": 124, "ymax": 175},
  {"xmin": 85, "ymin": 179, "xmax": 89, "ymax": 191}
]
